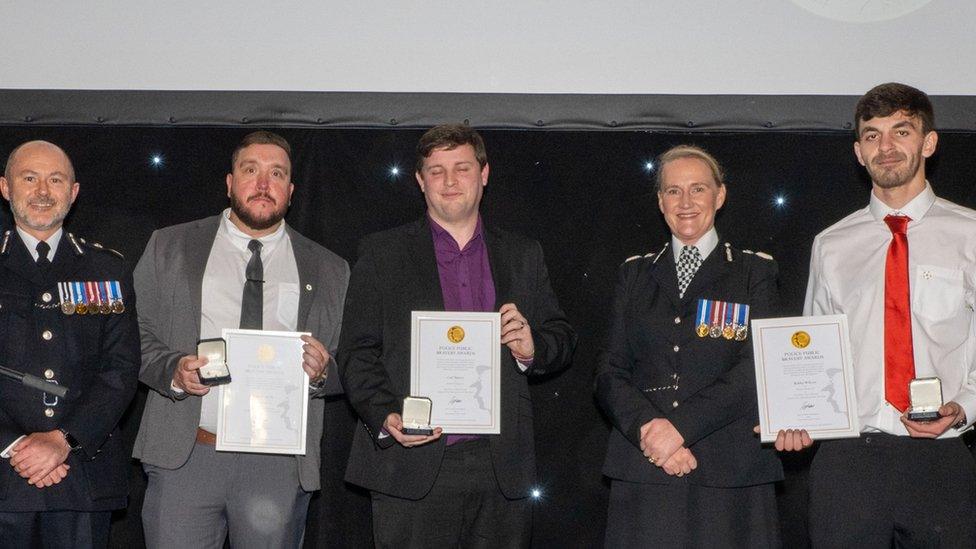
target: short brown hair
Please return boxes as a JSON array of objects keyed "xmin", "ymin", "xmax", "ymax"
[
  {"xmin": 655, "ymin": 145, "xmax": 725, "ymax": 192},
  {"xmin": 415, "ymin": 124, "xmax": 488, "ymax": 173},
  {"xmin": 231, "ymin": 131, "xmax": 292, "ymax": 169},
  {"xmin": 854, "ymin": 83, "xmax": 935, "ymax": 136}
]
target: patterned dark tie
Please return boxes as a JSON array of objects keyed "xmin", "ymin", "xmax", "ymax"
[
  {"xmin": 676, "ymin": 245, "xmax": 702, "ymax": 298},
  {"xmin": 240, "ymin": 239, "xmax": 264, "ymax": 329}
]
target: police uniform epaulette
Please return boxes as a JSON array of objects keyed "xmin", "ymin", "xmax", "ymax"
[
  {"xmin": 623, "ymin": 242, "xmax": 670, "ymax": 265},
  {"xmin": 741, "ymin": 249, "xmax": 774, "ymax": 260},
  {"xmin": 623, "ymin": 252, "xmax": 655, "ymax": 263},
  {"xmin": 71, "ymin": 233, "xmax": 125, "ymax": 259}
]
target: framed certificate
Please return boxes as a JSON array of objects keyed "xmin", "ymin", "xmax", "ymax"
[
  {"xmin": 216, "ymin": 329, "xmax": 310, "ymax": 454},
  {"xmin": 751, "ymin": 315, "xmax": 860, "ymax": 442},
  {"xmin": 411, "ymin": 311, "xmax": 501, "ymax": 434}
]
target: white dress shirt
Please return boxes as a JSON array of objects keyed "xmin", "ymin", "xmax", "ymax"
[
  {"xmin": 197, "ymin": 209, "xmax": 300, "ymax": 432},
  {"xmin": 16, "ymin": 227, "xmax": 63, "ymax": 261},
  {"xmin": 670, "ymin": 227, "xmax": 719, "ymax": 264},
  {"xmin": 804, "ymin": 184, "xmax": 976, "ymax": 437}
]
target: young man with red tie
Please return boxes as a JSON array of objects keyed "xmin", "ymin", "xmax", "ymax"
[{"xmin": 797, "ymin": 83, "xmax": 976, "ymax": 547}]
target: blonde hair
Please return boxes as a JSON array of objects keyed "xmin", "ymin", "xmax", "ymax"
[{"xmin": 655, "ymin": 145, "xmax": 724, "ymax": 191}]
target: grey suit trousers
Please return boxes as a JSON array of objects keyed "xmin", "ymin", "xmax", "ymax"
[{"xmin": 142, "ymin": 442, "xmax": 311, "ymax": 549}]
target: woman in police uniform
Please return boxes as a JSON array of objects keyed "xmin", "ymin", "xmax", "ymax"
[{"xmin": 595, "ymin": 145, "xmax": 783, "ymax": 547}]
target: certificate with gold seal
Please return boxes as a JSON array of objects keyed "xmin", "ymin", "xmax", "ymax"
[
  {"xmin": 751, "ymin": 315, "xmax": 860, "ymax": 442},
  {"xmin": 215, "ymin": 329, "xmax": 311, "ymax": 454},
  {"xmin": 411, "ymin": 311, "xmax": 501, "ymax": 434}
]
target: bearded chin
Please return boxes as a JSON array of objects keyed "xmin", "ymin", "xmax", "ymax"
[
  {"xmin": 230, "ymin": 194, "xmax": 286, "ymax": 231},
  {"xmin": 869, "ymin": 158, "xmax": 919, "ymax": 190}
]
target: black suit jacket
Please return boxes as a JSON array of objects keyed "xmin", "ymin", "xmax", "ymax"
[
  {"xmin": 339, "ymin": 218, "xmax": 576, "ymax": 500},
  {"xmin": 595, "ymin": 241, "xmax": 783, "ymax": 488},
  {"xmin": 0, "ymin": 231, "xmax": 140, "ymax": 511}
]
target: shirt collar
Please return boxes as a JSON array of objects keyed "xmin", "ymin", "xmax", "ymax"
[
  {"xmin": 869, "ymin": 182, "xmax": 936, "ymax": 222},
  {"xmin": 671, "ymin": 227, "xmax": 718, "ymax": 264},
  {"xmin": 16, "ymin": 226, "xmax": 63, "ymax": 262},
  {"xmin": 428, "ymin": 214, "xmax": 484, "ymax": 251},
  {"xmin": 220, "ymin": 208, "xmax": 287, "ymax": 252}
]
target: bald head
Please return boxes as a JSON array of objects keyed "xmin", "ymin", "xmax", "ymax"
[{"xmin": 4, "ymin": 141, "xmax": 75, "ymax": 182}]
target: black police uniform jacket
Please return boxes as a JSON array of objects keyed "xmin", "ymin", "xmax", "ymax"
[
  {"xmin": 0, "ymin": 230, "xmax": 140, "ymax": 511},
  {"xmin": 595, "ymin": 241, "xmax": 783, "ymax": 487}
]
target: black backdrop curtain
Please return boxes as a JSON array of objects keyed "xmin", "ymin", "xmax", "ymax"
[{"xmin": 2, "ymin": 126, "xmax": 975, "ymax": 548}]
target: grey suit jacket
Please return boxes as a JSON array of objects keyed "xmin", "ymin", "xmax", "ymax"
[{"xmin": 132, "ymin": 215, "xmax": 349, "ymax": 491}]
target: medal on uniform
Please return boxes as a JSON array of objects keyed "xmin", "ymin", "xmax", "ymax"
[
  {"xmin": 708, "ymin": 300, "xmax": 722, "ymax": 338},
  {"xmin": 734, "ymin": 303, "xmax": 750, "ymax": 341},
  {"xmin": 722, "ymin": 301, "xmax": 735, "ymax": 339},
  {"xmin": 97, "ymin": 282, "xmax": 112, "ymax": 314},
  {"xmin": 110, "ymin": 280, "xmax": 125, "ymax": 313},
  {"xmin": 58, "ymin": 282, "xmax": 76, "ymax": 315},
  {"xmin": 73, "ymin": 281, "xmax": 88, "ymax": 315},
  {"xmin": 695, "ymin": 299, "xmax": 710, "ymax": 337}
]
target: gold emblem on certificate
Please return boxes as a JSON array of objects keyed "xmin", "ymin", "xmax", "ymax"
[
  {"xmin": 791, "ymin": 331, "xmax": 811, "ymax": 349},
  {"xmin": 257, "ymin": 344, "xmax": 276, "ymax": 363},
  {"xmin": 447, "ymin": 325, "xmax": 466, "ymax": 344}
]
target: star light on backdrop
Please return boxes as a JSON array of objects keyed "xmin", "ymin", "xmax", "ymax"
[
  {"xmin": 644, "ymin": 160, "xmax": 655, "ymax": 173},
  {"xmin": 150, "ymin": 154, "xmax": 164, "ymax": 168},
  {"xmin": 774, "ymin": 195, "xmax": 787, "ymax": 208},
  {"xmin": 389, "ymin": 166, "xmax": 400, "ymax": 177},
  {"xmin": 531, "ymin": 488, "xmax": 543, "ymax": 499}
]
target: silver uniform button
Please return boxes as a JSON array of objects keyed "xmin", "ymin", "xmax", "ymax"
[
  {"xmin": 42, "ymin": 292, "xmax": 53, "ymax": 303},
  {"xmin": 305, "ymin": 284, "xmax": 313, "ymax": 291},
  {"xmin": 44, "ymin": 408, "xmax": 55, "ymax": 417},
  {"xmin": 674, "ymin": 317, "xmax": 681, "ymax": 324},
  {"xmin": 44, "ymin": 369, "xmax": 55, "ymax": 379},
  {"xmin": 673, "ymin": 345, "xmax": 680, "ymax": 352},
  {"xmin": 42, "ymin": 330, "xmax": 53, "ymax": 341},
  {"xmin": 672, "ymin": 401, "xmax": 679, "ymax": 408}
]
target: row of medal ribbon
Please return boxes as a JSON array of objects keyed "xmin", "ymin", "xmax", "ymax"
[
  {"xmin": 57, "ymin": 281, "xmax": 126, "ymax": 315},
  {"xmin": 695, "ymin": 298, "xmax": 749, "ymax": 341}
]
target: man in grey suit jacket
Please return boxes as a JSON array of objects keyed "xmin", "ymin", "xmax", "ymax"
[
  {"xmin": 132, "ymin": 131, "xmax": 349, "ymax": 548},
  {"xmin": 340, "ymin": 124, "xmax": 576, "ymax": 547}
]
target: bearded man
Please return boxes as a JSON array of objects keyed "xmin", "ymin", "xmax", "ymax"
[
  {"xmin": 132, "ymin": 131, "xmax": 349, "ymax": 549},
  {"xmin": 779, "ymin": 83, "xmax": 976, "ymax": 547}
]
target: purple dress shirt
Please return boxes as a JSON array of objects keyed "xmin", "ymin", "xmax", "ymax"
[{"xmin": 430, "ymin": 216, "xmax": 495, "ymax": 444}]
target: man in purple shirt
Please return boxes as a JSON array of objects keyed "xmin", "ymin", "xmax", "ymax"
[{"xmin": 339, "ymin": 124, "xmax": 576, "ymax": 547}]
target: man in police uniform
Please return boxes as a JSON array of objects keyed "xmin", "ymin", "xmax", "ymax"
[{"xmin": 0, "ymin": 141, "xmax": 141, "ymax": 547}]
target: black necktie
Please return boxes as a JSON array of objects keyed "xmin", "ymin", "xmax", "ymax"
[
  {"xmin": 36, "ymin": 241, "xmax": 51, "ymax": 271},
  {"xmin": 240, "ymin": 239, "xmax": 264, "ymax": 329}
]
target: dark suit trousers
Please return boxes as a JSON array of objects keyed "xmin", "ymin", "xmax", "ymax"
[
  {"xmin": 605, "ymin": 479, "xmax": 779, "ymax": 548},
  {"xmin": 810, "ymin": 434, "xmax": 976, "ymax": 548},
  {"xmin": 371, "ymin": 439, "xmax": 531, "ymax": 548},
  {"xmin": 0, "ymin": 510, "xmax": 110, "ymax": 549}
]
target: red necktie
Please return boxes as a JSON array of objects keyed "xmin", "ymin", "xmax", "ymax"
[{"xmin": 883, "ymin": 214, "xmax": 915, "ymax": 412}]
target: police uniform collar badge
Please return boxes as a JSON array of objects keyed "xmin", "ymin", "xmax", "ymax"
[
  {"xmin": 58, "ymin": 280, "xmax": 125, "ymax": 315},
  {"xmin": 695, "ymin": 298, "xmax": 749, "ymax": 340}
]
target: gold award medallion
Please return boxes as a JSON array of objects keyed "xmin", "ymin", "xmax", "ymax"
[
  {"xmin": 447, "ymin": 325, "xmax": 465, "ymax": 344},
  {"xmin": 257, "ymin": 344, "xmax": 276, "ymax": 363},
  {"xmin": 791, "ymin": 331, "xmax": 811, "ymax": 349}
]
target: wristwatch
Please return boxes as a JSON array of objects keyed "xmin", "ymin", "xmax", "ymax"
[{"xmin": 58, "ymin": 428, "xmax": 82, "ymax": 451}]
